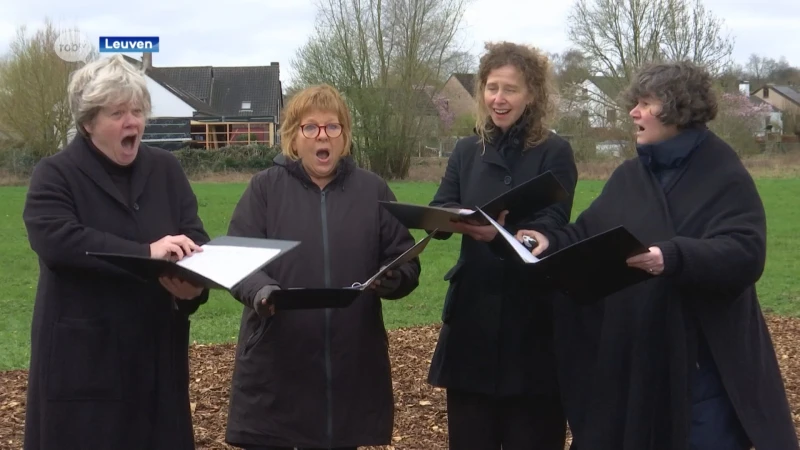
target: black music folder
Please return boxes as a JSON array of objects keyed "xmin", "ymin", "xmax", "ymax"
[
  {"xmin": 267, "ymin": 231, "xmax": 436, "ymax": 310},
  {"xmin": 378, "ymin": 170, "xmax": 569, "ymax": 233},
  {"xmin": 87, "ymin": 236, "xmax": 300, "ymax": 291},
  {"xmin": 477, "ymin": 208, "xmax": 652, "ymax": 301}
]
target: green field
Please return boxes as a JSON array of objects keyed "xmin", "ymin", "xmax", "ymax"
[{"xmin": 1, "ymin": 179, "xmax": 798, "ymax": 371}]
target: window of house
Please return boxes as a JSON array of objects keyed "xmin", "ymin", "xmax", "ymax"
[
  {"xmin": 607, "ymin": 108, "xmax": 617, "ymax": 124},
  {"xmin": 763, "ymin": 88, "xmax": 769, "ymax": 98},
  {"xmin": 241, "ymin": 101, "xmax": 252, "ymax": 109}
]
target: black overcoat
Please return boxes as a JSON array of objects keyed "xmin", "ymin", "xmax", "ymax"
[
  {"xmin": 223, "ymin": 154, "xmax": 421, "ymax": 449},
  {"xmin": 426, "ymin": 126, "xmax": 578, "ymax": 397},
  {"xmin": 537, "ymin": 131, "xmax": 799, "ymax": 450},
  {"xmin": 21, "ymin": 134, "xmax": 210, "ymax": 450}
]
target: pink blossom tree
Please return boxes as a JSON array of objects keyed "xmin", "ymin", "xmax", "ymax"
[
  {"xmin": 710, "ymin": 92, "xmax": 775, "ymax": 155},
  {"xmin": 432, "ymin": 94, "xmax": 455, "ymax": 135}
]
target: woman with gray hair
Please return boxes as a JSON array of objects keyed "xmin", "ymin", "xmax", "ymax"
[
  {"xmin": 22, "ymin": 54, "xmax": 210, "ymax": 449},
  {"xmin": 516, "ymin": 60, "xmax": 798, "ymax": 450}
]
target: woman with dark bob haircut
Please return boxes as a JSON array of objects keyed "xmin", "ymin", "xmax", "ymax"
[
  {"xmin": 427, "ymin": 41, "xmax": 577, "ymax": 450},
  {"xmin": 516, "ymin": 60, "xmax": 798, "ymax": 450}
]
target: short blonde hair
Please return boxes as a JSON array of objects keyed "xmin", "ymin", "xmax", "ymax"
[
  {"xmin": 68, "ymin": 54, "xmax": 152, "ymax": 136},
  {"xmin": 280, "ymin": 84, "xmax": 352, "ymax": 159}
]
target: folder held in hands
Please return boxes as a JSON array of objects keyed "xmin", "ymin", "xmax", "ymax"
[
  {"xmin": 87, "ymin": 236, "xmax": 300, "ymax": 291},
  {"xmin": 267, "ymin": 230, "xmax": 436, "ymax": 311},
  {"xmin": 379, "ymin": 170, "xmax": 569, "ymax": 233},
  {"xmin": 477, "ymin": 208, "xmax": 652, "ymax": 302}
]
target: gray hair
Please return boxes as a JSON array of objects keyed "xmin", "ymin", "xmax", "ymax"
[
  {"xmin": 619, "ymin": 60, "xmax": 718, "ymax": 128},
  {"xmin": 67, "ymin": 54, "xmax": 152, "ymax": 135}
]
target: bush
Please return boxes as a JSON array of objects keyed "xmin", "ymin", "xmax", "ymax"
[
  {"xmin": 0, "ymin": 143, "xmax": 282, "ymax": 179},
  {"xmin": 0, "ymin": 146, "xmax": 39, "ymax": 176},
  {"xmin": 172, "ymin": 144, "xmax": 280, "ymax": 175}
]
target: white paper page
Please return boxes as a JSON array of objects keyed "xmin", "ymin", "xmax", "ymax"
[
  {"xmin": 478, "ymin": 209, "xmax": 540, "ymax": 263},
  {"xmin": 176, "ymin": 245, "xmax": 281, "ymax": 290}
]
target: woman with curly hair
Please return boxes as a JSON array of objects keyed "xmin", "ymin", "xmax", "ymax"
[
  {"xmin": 516, "ymin": 61, "xmax": 798, "ymax": 450},
  {"xmin": 426, "ymin": 41, "xmax": 578, "ymax": 450}
]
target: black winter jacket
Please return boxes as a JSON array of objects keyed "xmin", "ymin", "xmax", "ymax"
[{"xmin": 224, "ymin": 154, "xmax": 421, "ymax": 448}]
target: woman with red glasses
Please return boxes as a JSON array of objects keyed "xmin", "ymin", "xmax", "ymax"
[{"xmin": 222, "ymin": 83, "xmax": 422, "ymax": 450}]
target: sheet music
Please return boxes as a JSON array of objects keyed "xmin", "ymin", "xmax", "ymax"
[
  {"xmin": 176, "ymin": 245, "xmax": 281, "ymax": 290},
  {"xmin": 478, "ymin": 209, "xmax": 540, "ymax": 263}
]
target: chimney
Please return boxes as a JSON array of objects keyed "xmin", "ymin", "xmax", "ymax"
[
  {"xmin": 739, "ymin": 80, "xmax": 750, "ymax": 96},
  {"xmin": 142, "ymin": 53, "xmax": 152, "ymax": 71}
]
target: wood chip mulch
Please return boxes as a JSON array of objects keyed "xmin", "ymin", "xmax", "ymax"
[{"xmin": 3, "ymin": 316, "xmax": 800, "ymax": 449}]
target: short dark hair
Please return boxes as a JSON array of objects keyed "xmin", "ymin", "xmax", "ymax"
[{"xmin": 620, "ymin": 60, "xmax": 718, "ymax": 128}]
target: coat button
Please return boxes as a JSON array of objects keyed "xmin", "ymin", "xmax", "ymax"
[
  {"xmin": 133, "ymin": 203, "xmax": 139, "ymax": 211},
  {"xmin": 503, "ymin": 175, "xmax": 512, "ymax": 185},
  {"xmin": 512, "ymin": 138, "xmax": 519, "ymax": 146}
]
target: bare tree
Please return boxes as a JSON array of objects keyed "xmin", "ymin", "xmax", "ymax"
[
  {"xmin": 567, "ymin": 0, "xmax": 734, "ymax": 93},
  {"xmin": 290, "ymin": 0, "xmax": 470, "ymax": 178},
  {"xmin": 0, "ymin": 19, "xmax": 99, "ymax": 158},
  {"xmin": 549, "ymin": 49, "xmax": 592, "ymax": 87},
  {"xmin": 744, "ymin": 54, "xmax": 798, "ymax": 87},
  {"xmin": 660, "ymin": 0, "xmax": 734, "ymax": 74}
]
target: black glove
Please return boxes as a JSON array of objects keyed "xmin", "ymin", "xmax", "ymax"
[
  {"xmin": 373, "ymin": 270, "xmax": 402, "ymax": 297},
  {"xmin": 253, "ymin": 284, "xmax": 280, "ymax": 317}
]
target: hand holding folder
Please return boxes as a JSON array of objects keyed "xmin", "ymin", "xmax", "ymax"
[
  {"xmin": 476, "ymin": 208, "xmax": 652, "ymax": 301},
  {"xmin": 87, "ymin": 236, "xmax": 300, "ymax": 291},
  {"xmin": 379, "ymin": 170, "xmax": 569, "ymax": 234},
  {"xmin": 267, "ymin": 231, "xmax": 436, "ymax": 311}
]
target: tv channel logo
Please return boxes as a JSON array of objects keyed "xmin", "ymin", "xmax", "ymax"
[
  {"xmin": 99, "ymin": 36, "xmax": 159, "ymax": 53},
  {"xmin": 54, "ymin": 30, "xmax": 93, "ymax": 63}
]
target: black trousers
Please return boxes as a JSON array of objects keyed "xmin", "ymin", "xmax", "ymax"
[
  {"xmin": 446, "ymin": 388, "xmax": 566, "ymax": 450},
  {"xmin": 244, "ymin": 447, "xmax": 356, "ymax": 450}
]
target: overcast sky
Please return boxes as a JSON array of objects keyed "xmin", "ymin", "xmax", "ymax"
[{"xmin": 0, "ymin": 0, "xmax": 797, "ymax": 87}]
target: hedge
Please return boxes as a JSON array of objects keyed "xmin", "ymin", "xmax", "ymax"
[{"xmin": 0, "ymin": 144, "xmax": 282, "ymax": 177}]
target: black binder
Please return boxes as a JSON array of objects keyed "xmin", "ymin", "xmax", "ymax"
[
  {"xmin": 267, "ymin": 231, "xmax": 436, "ymax": 310},
  {"xmin": 87, "ymin": 236, "xmax": 300, "ymax": 290},
  {"xmin": 378, "ymin": 170, "xmax": 569, "ymax": 233},
  {"xmin": 477, "ymin": 208, "xmax": 652, "ymax": 301}
]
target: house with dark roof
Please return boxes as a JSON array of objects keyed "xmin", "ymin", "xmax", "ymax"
[
  {"xmin": 563, "ymin": 76, "xmax": 626, "ymax": 129},
  {"xmin": 439, "ymin": 73, "xmax": 476, "ymax": 121},
  {"xmin": 739, "ymin": 81, "xmax": 784, "ymax": 132},
  {"xmin": 749, "ymin": 83, "xmax": 800, "ymax": 134},
  {"xmin": 121, "ymin": 54, "xmax": 284, "ymax": 149}
]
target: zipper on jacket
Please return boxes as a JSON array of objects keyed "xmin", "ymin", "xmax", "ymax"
[{"xmin": 320, "ymin": 189, "xmax": 334, "ymax": 447}]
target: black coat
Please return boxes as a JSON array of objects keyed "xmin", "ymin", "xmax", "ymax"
[
  {"xmin": 223, "ymin": 154, "xmax": 421, "ymax": 449},
  {"xmin": 21, "ymin": 134, "xmax": 210, "ymax": 449},
  {"xmin": 538, "ymin": 131, "xmax": 798, "ymax": 450},
  {"xmin": 426, "ymin": 126, "xmax": 578, "ymax": 397}
]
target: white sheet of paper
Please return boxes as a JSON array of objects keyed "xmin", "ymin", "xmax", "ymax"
[
  {"xmin": 176, "ymin": 245, "xmax": 281, "ymax": 290},
  {"xmin": 478, "ymin": 209, "xmax": 540, "ymax": 263}
]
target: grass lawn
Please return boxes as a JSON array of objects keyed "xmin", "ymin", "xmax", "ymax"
[{"xmin": 1, "ymin": 178, "xmax": 798, "ymax": 371}]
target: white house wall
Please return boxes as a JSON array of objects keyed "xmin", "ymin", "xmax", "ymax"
[
  {"xmin": 579, "ymin": 80, "xmax": 619, "ymax": 128},
  {"xmin": 770, "ymin": 112, "xmax": 783, "ymax": 131},
  {"xmin": 145, "ymin": 76, "xmax": 196, "ymax": 118}
]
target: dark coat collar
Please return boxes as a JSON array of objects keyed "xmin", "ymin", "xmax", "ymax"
[
  {"xmin": 272, "ymin": 152, "xmax": 356, "ymax": 191},
  {"xmin": 636, "ymin": 126, "xmax": 709, "ymax": 172},
  {"xmin": 64, "ymin": 132, "xmax": 155, "ymax": 208},
  {"xmin": 486, "ymin": 108, "xmax": 531, "ymax": 146},
  {"xmin": 480, "ymin": 108, "xmax": 532, "ymax": 170}
]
